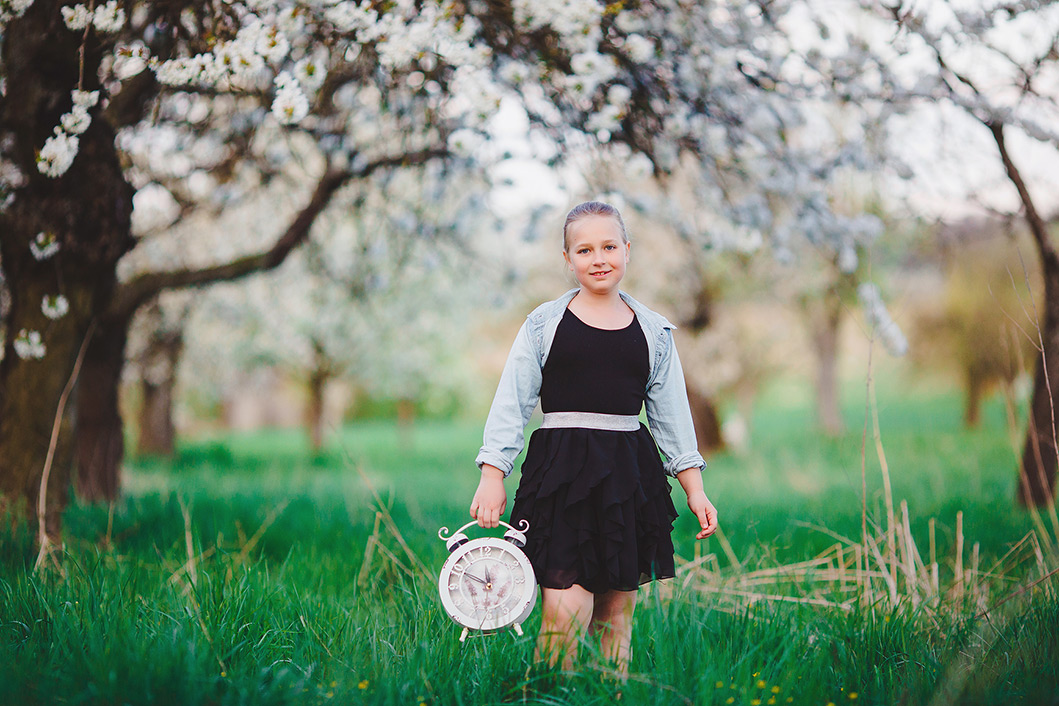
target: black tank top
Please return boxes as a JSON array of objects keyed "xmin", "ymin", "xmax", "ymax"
[{"xmin": 539, "ymin": 307, "xmax": 649, "ymax": 416}]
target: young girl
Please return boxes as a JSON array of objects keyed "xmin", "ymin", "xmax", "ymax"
[{"xmin": 469, "ymin": 201, "xmax": 718, "ymax": 677}]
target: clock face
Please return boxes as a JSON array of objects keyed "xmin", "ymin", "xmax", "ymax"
[{"xmin": 438, "ymin": 537, "xmax": 537, "ymax": 632}]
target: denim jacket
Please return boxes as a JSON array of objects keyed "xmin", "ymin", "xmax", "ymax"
[{"xmin": 476, "ymin": 288, "xmax": 706, "ymax": 479}]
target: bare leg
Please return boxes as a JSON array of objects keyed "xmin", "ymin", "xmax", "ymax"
[
  {"xmin": 536, "ymin": 584, "xmax": 594, "ymax": 670},
  {"xmin": 589, "ymin": 588, "xmax": 637, "ymax": 680}
]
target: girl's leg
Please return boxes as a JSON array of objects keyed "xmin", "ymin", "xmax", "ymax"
[
  {"xmin": 589, "ymin": 588, "xmax": 637, "ymax": 679},
  {"xmin": 536, "ymin": 585, "xmax": 594, "ymax": 670}
]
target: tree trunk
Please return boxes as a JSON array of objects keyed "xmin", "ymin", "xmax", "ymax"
[
  {"xmin": 963, "ymin": 367, "xmax": 984, "ymax": 429},
  {"xmin": 0, "ymin": 1, "xmax": 134, "ymax": 528},
  {"xmin": 137, "ymin": 324, "xmax": 184, "ymax": 457},
  {"xmin": 306, "ymin": 341, "xmax": 330, "ymax": 452},
  {"xmin": 810, "ymin": 287, "xmax": 845, "ymax": 436},
  {"xmin": 687, "ymin": 385, "xmax": 726, "ymax": 453},
  {"xmin": 681, "ymin": 280, "xmax": 726, "ymax": 453},
  {"xmin": 988, "ymin": 121, "xmax": 1059, "ymax": 507},
  {"xmin": 75, "ymin": 315, "xmax": 130, "ymax": 501}
]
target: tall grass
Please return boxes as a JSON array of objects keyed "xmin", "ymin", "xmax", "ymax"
[{"xmin": 2, "ymin": 384, "xmax": 1058, "ymax": 705}]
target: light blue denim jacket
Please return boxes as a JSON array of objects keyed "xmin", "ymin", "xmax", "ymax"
[{"xmin": 475, "ymin": 288, "xmax": 706, "ymax": 479}]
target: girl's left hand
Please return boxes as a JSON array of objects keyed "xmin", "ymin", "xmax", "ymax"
[{"xmin": 687, "ymin": 490, "xmax": 718, "ymax": 539}]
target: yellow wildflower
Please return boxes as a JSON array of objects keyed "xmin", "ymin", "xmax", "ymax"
[
  {"xmin": 751, "ymin": 700, "xmax": 762, "ymax": 706},
  {"xmin": 726, "ymin": 699, "xmax": 735, "ymax": 705},
  {"xmin": 717, "ymin": 681, "xmax": 725, "ymax": 689},
  {"xmin": 772, "ymin": 686, "xmax": 781, "ymax": 693},
  {"xmin": 757, "ymin": 680, "xmax": 767, "ymax": 689},
  {"xmin": 849, "ymin": 693, "xmax": 859, "ymax": 700},
  {"xmin": 358, "ymin": 680, "xmax": 369, "ymax": 690}
]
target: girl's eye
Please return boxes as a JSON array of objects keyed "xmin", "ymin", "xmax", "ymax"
[
  {"xmin": 577, "ymin": 248, "xmax": 589, "ymax": 254},
  {"xmin": 605, "ymin": 245, "xmax": 616, "ymax": 250}
]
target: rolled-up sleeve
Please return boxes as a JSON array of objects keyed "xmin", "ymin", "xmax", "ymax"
[
  {"xmin": 645, "ymin": 329, "xmax": 706, "ymax": 477},
  {"xmin": 475, "ymin": 319, "xmax": 542, "ymax": 477}
]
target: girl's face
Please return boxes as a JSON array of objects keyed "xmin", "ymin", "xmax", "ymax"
[{"xmin": 563, "ymin": 215, "xmax": 630, "ymax": 296}]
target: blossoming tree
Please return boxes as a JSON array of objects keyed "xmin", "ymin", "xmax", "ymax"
[
  {"xmin": 825, "ymin": 0, "xmax": 1059, "ymax": 506},
  {"xmin": 1, "ymin": 0, "xmax": 889, "ymax": 538}
]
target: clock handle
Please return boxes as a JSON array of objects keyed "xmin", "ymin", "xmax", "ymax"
[{"xmin": 438, "ymin": 519, "xmax": 531, "ymax": 549}]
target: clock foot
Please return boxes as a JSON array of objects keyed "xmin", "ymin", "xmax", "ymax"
[
  {"xmin": 459, "ymin": 627, "xmax": 469, "ymax": 642},
  {"xmin": 512, "ymin": 623, "xmax": 523, "ymax": 637}
]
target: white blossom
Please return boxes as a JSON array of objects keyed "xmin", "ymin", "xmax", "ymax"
[
  {"xmin": 4, "ymin": 0, "xmax": 34, "ymax": 18},
  {"xmin": 71, "ymin": 89, "xmax": 100, "ymax": 108},
  {"xmin": 92, "ymin": 0, "xmax": 125, "ymax": 33},
  {"xmin": 447, "ymin": 128, "xmax": 484, "ymax": 157},
  {"xmin": 60, "ymin": 106, "xmax": 91, "ymax": 134},
  {"xmin": 324, "ymin": 1, "xmax": 378, "ymax": 34},
  {"xmin": 113, "ymin": 42, "xmax": 150, "ymax": 79},
  {"xmin": 623, "ymin": 34, "xmax": 655, "ymax": 63},
  {"xmin": 13, "ymin": 330, "xmax": 46, "ymax": 360},
  {"xmin": 271, "ymin": 71, "xmax": 309, "ymax": 124},
  {"xmin": 858, "ymin": 283, "xmax": 908, "ymax": 357},
  {"xmin": 293, "ymin": 55, "xmax": 326, "ymax": 92},
  {"xmin": 61, "ymin": 3, "xmax": 91, "ymax": 30},
  {"xmin": 570, "ymin": 51, "xmax": 618, "ymax": 86},
  {"xmin": 30, "ymin": 231, "xmax": 59, "ymax": 260},
  {"xmin": 837, "ymin": 243, "xmax": 858, "ymax": 274},
  {"xmin": 246, "ymin": 21, "xmax": 290, "ymax": 64},
  {"xmin": 41, "ymin": 294, "xmax": 70, "ymax": 320},
  {"xmin": 37, "ymin": 131, "xmax": 79, "ymax": 177},
  {"xmin": 499, "ymin": 61, "xmax": 536, "ymax": 86},
  {"xmin": 587, "ymin": 103, "xmax": 623, "ymax": 135},
  {"xmin": 607, "ymin": 84, "xmax": 632, "ymax": 109}
]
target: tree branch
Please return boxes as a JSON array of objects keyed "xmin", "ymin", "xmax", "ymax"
[
  {"xmin": 109, "ymin": 146, "xmax": 448, "ymax": 318},
  {"xmin": 986, "ymin": 120, "xmax": 1058, "ymax": 275}
]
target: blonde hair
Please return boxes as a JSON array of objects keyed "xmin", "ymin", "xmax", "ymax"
[{"xmin": 562, "ymin": 201, "xmax": 629, "ymax": 252}]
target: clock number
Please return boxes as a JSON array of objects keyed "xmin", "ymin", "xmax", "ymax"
[
  {"xmin": 448, "ymin": 584, "xmax": 458, "ymax": 591},
  {"xmin": 483, "ymin": 546, "xmax": 492, "ymax": 555},
  {"xmin": 453, "ymin": 562, "xmax": 464, "ymax": 573},
  {"xmin": 515, "ymin": 576, "xmax": 525, "ymax": 584}
]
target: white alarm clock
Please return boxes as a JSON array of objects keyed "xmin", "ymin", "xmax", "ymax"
[{"xmin": 437, "ymin": 519, "xmax": 538, "ymax": 642}]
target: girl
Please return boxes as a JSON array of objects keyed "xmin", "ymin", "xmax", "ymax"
[{"xmin": 469, "ymin": 201, "xmax": 718, "ymax": 677}]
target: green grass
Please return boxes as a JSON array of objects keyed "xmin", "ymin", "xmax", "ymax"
[{"xmin": 2, "ymin": 381, "xmax": 1058, "ymax": 705}]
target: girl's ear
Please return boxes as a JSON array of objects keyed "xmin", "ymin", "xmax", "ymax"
[
  {"xmin": 625, "ymin": 241, "xmax": 631, "ymax": 262},
  {"xmin": 562, "ymin": 250, "xmax": 573, "ymax": 269}
]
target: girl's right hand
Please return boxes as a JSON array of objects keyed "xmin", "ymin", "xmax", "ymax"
[{"xmin": 469, "ymin": 464, "xmax": 507, "ymax": 528}]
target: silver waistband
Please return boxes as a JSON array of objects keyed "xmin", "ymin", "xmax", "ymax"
[{"xmin": 540, "ymin": 412, "xmax": 640, "ymax": 431}]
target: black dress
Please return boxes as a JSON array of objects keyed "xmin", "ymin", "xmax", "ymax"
[{"xmin": 510, "ymin": 307, "xmax": 679, "ymax": 593}]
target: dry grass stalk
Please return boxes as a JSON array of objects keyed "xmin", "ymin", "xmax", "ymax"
[
  {"xmin": 179, "ymin": 497, "xmax": 198, "ymax": 588},
  {"xmin": 683, "ymin": 509, "xmax": 1056, "ymax": 619},
  {"xmin": 34, "ymin": 321, "xmax": 96, "ymax": 575}
]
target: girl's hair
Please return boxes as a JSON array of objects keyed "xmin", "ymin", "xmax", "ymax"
[{"xmin": 562, "ymin": 201, "xmax": 629, "ymax": 251}]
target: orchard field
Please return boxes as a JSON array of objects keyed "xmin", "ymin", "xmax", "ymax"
[{"xmin": 2, "ymin": 379, "xmax": 1058, "ymax": 706}]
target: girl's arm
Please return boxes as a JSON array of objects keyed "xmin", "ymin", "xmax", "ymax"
[
  {"xmin": 470, "ymin": 463, "xmax": 507, "ymax": 528},
  {"xmin": 676, "ymin": 467, "xmax": 718, "ymax": 539},
  {"xmin": 644, "ymin": 329, "xmax": 707, "ymax": 476},
  {"xmin": 474, "ymin": 318, "xmax": 542, "ymax": 477}
]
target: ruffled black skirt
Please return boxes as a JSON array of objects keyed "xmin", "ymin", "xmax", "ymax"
[{"xmin": 510, "ymin": 423, "xmax": 679, "ymax": 593}]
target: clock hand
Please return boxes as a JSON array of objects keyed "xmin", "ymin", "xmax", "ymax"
[{"xmin": 463, "ymin": 571, "xmax": 487, "ymax": 586}]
